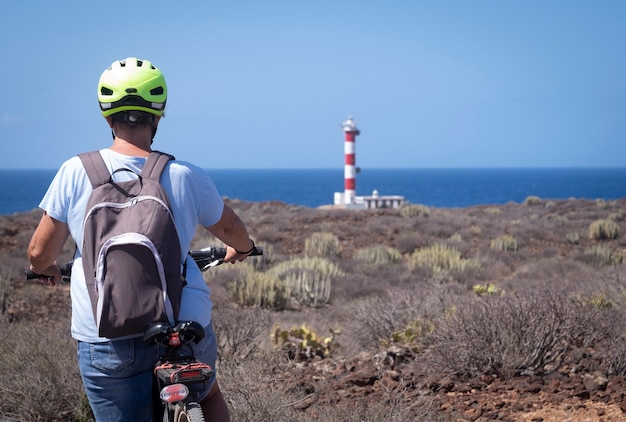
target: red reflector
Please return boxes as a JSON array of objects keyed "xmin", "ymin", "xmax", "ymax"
[
  {"xmin": 169, "ymin": 333, "xmax": 181, "ymax": 346},
  {"xmin": 160, "ymin": 384, "xmax": 188, "ymax": 403},
  {"xmin": 179, "ymin": 370, "xmax": 202, "ymax": 380}
]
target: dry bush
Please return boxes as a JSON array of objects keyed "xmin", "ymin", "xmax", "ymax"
[
  {"xmin": 426, "ymin": 288, "xmax": 611, "ymax": 380},
  {"xmin": 347, "ymin": 280, "xmax": 456, "ymax": 353},
  {"xmin": 393, "ymin": 231, "xmax": 426, "ymax": 254},
  {"xmin": 219, "ymin": 349, "xmax": 305, "ymax": 421},
  {"xmin": 0, "ymin": 316, "xmax": 92, "ymax": 422},
  {"xmin": 331, "ymin": 264, "xmax": 413, "ymax": 302},
  {"xmin": 602, "ymin": 318, "xmax": 626, "ymax": 375},
  {"xmin": 212, "ymin": 304, "xmax": 272, "ymax": 360},
  {"xmin": 307, "ymin": 394, "xmax": 445, "ymax": 422}
]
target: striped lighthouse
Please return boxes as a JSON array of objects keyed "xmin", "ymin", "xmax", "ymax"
[{"xmin": 342, "ymin": 116, "xmax": 360, "ymax": 204}]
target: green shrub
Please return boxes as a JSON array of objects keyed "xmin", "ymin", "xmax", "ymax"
[
  {"xmin": 409, "ymin": 244, "xmax": 479, "ymax": 272},
  {"xmin": 589, "ymin": 219, "xmax": 620, "ymax": 240},
  {"xmin": 385, "ymin": 318, "xmax": 435, "ymax": 353},
  {"xmin": 570, "ymin": 293, "xmax": 613, "ymax": 310},
  {"xmin": 400, "ymin": 204, "xmax": 431, "ymax": 218},
  {"xmin": 524, "ymin": 196, "xmax": 541, "ymax": 206},
  {"xmin": 565, "ymin": 232, "xmax": 580, "ymax": 244},
  {"xmin": 272, "ymin": 324, "xmax": 340, "ymax": 360},
  {"xmin": 231, "ymin": 268, "xmax": 290, "ymax": 310},
  {"xmin": 473, "ymin": 283, "xmax": 504, "ymax": 296},
  {"xmin": 271, "ymin": 257, "xmax": 342, "ymax": 307},
  {"xmin": 545, "ymin": 214, "xmax": 568, "ymax": 225},
  {"xmin": 584, "ymin": 245, "xmax": 625, "ymax": 266},
  {"xmin": 490, "ymin": 235, "xmax": 518, "ymax": 252},
  {"xmin": 484, "ymin": 207, "xmax": 501, "ymax": 216},
  {"xmin": 353, "ymin": 245, "xmax": 402, "ymax": 265},
  {"xmin": 304, "ymin": 232, "xmax": 341, "ymax": 257}
]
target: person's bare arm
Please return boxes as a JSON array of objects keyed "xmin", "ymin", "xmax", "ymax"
[
  {"xmin": 27, "ymin": 212, "xmax": 70, "ymax": 283},
  {"xmin": 204, "ymin": 204, "xmax": 254, "ymax": 263}
]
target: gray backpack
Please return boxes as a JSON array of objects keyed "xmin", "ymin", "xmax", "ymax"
[{"xmin": 79, "ymin": 150, "xmax": 184, "ymax": 339}]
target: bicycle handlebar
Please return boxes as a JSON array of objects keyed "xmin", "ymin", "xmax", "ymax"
[
  {"xmin": 25, "ymin": 245, "xmax": 263, "ymax": 281},
  {"xmin": 189, "ymin": 245, "xmax": 263, "ymax": 271}
]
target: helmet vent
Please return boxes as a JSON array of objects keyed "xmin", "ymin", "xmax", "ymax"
[
  {"xmin": 137, "ymin": 60, "xmax": 143, "ymax": 67},
  {"xmin": 126, "ymin": 88, "xmax": 138, "ymax": 93},
  {"xmin": 100, "ymin": 87, "xmax": 114, "ymax": 96},
  {"xmin": 150, "ymin": 87, "xmax": 164, "ymax": 95}
]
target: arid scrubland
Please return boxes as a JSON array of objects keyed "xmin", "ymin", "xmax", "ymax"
[{"xmin": 1, "ymin": 196, "xmax": 625, "ymax": 421}]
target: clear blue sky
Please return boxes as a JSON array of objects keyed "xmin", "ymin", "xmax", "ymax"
[{"xmin": 1, "ymin": 1, "xmax": 625, "ymax": 169}]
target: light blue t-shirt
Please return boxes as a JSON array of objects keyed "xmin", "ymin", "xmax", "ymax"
[{"xmin": 39, "ymin": 148, "xmax": 225, "ymax": 342}]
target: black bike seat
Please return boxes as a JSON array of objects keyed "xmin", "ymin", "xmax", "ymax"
[{"xmin": 143, "ymin": 322, "xmax": 172, "ymax": 345}]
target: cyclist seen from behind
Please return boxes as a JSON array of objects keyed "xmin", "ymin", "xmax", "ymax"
[{"xmin": 27, "ymin": 57, "xmax": 254, "ymax": 422}]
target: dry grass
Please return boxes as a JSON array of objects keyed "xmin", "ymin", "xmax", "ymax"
[{"xmin": 1, "ymin": 198, "xmax": 626, "ymax": 421}]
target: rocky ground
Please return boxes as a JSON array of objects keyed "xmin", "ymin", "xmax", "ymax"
[{"xmin": 282, "ymin": 345, "xmax": 626, "ymax": 421}]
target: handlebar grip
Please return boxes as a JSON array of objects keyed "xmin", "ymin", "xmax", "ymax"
[
  {"xmin": 25, "ymin": 261, "xmax": 73, "ymax": 282},
  {"xmin": 189, "ymin": 245, "xmax": 263, "ymax": 271},
  {"xmin": 24, "ymin": 270, "xmax": 41, "ymax": 280},
  {"xmin": 247, "ymin": 246, "xmax": 263, "ymax": 256}
]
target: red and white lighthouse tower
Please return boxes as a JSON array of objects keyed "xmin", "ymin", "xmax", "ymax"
[{"xmin": 342, "ymin": 116, "xmax": 360, "ymax": 204}]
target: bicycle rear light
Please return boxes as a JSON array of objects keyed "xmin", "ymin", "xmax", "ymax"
[
  {"xmin": 160, "ymin": 384, "xmax": 189, "ymax": 403},
  {"xmin": 156, "ymin": 362, "xmax": 214, "ymax": 384}
]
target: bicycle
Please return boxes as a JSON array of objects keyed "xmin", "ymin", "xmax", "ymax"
[{"xmin": 26, "ymin": 245, "xmax": 262, "ymax": 422}]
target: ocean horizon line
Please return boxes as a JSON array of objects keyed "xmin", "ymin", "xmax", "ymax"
[
  {"xmin": 2, "ymin": 167, "xmax": 625, "ymax": 216},
  {"xmin": 2, "ymin": 166, "xmax": 626, "ymax": 172}
]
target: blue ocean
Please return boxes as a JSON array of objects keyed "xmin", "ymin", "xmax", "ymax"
[{"xmin": 1, "ymin": 168, "xmax": 625, "ymax": 216}]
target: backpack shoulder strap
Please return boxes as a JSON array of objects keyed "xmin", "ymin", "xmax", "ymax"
[
  {"xmin": 141, "ymin": 150, "xmax": 175, "ymax": 182},
  {"xmin": 78, "ymin": 151, "xmax": 111, "ymax": 189}
]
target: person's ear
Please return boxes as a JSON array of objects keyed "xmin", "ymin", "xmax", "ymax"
[{"xmin": 105, "ymin": 116, "xmax": 114, "ymax": 128}]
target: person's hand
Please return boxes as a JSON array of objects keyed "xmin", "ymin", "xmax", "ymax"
[
  {"xmin": 224, "ymin": 246, "xmax": 250, "ymax": 264},
  {"xmin": 30, "ymin": 263, "xmax": 62, "ymax": 286}
]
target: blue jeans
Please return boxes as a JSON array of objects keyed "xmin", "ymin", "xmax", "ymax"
[{"xmin": 77, "ymin": 324, "xmax": 217, "ymax": 422}]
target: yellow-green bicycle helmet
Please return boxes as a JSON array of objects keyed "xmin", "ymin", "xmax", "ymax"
[{"xmin": 98, "ymin": 58, "xmax": 167, "ymax": 117}]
